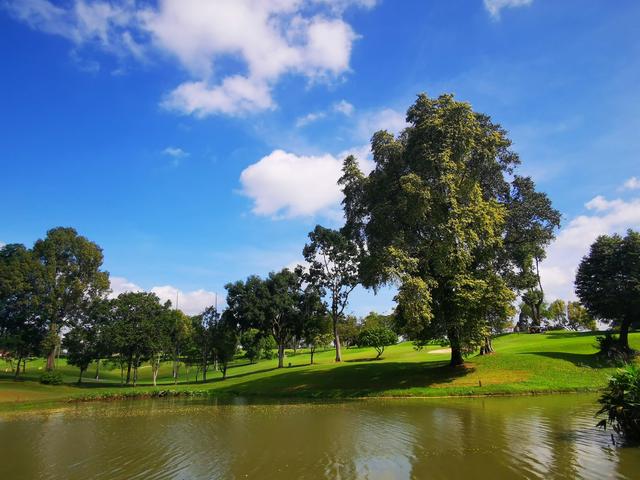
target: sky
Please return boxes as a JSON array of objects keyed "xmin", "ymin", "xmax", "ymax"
[{"xmin": 1, "ymin": 0, "xmax": 639, "ymax": 315}]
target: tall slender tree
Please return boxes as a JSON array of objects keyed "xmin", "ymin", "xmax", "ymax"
[{"xmin": 303, "ymin": 226, "xmax": 360, "ymax": 362}]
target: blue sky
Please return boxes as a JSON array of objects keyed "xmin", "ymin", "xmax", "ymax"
[{"xmin": 1, "ymin": 0, "xmax": 639, "ymax": 315}]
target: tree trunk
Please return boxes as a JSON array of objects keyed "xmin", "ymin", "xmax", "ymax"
[
  {"xmin": 333, "ymin": 315, "xmax": 342, "ymax": 362},
  {"xmin": 479, "ymin": 336, "xmax": 494, "ymax": 355},
  {"xmin": 277, "ymin": 344, "xmax": 285, "ymax": 368},
  {"xmin": 126, "ymin": 358, "xmax": 132, "ymax": 385},
  {"xmin": 310, "ymin": 346, "xmax": 315, "ymax": 365},
  {"xmin": 14, "ymin": 354, "xmax": 23, "ymax": 380},
  {"xmin": 222, "ymin": 363, "xmax": 228, "ymax": 380},
  {"xmin": 619, "ymin": 318, "xmax": 631, "ymax": 352},
  {"xmin": 376, "ymin": 347, "xmax": 384, "ymax": 359},
  {"xmin": 448, "ymin": 330, "xmax": 464, "ymax": 367},
  {"xmin": 95, "ymin": 360, "xmax": 100, "ymax": 381},
  {"xmin": 133, "ymin": 365, "xmax": 138, "ymax": 387},
  {"xmin": 78, "ymin": 368, "xmax": 84, "ymax": 384}
]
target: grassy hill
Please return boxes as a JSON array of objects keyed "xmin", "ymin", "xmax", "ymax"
[{"xmin": 1, "ymin": 330, "xmax": 639, "ymax": 411}]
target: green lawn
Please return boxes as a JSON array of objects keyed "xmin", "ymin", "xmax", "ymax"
[{"xmin": 1, "ymin": 330, "xmax": 639, "ymax": 411}]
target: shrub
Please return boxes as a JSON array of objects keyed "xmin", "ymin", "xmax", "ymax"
[
  {"xmin": 39, "ymin": 370, "xmax": 64, "ymax": 385},
  {"xmin": 596, "ymin": 332, "xmax": 634, "ymax": 364},
  {"xmin": 597, "ymin": 365, "xmax": 640, "ymax": 442}
]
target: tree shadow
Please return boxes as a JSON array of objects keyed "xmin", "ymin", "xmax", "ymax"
[
  {"xmin": 345, "ymin": 357, "xmax": 383, "ymax": 363},
  {"xmin": 212, "ymin": 360, "xmax": 473, "ymax": 398},
  {"xmin": 518, "ymin": 351, "xmax": 606, "ymax": 368}
]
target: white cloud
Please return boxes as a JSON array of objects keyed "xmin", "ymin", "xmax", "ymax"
[
  {"xmin": 109, "ymin": 276, "xmax": 218, "ymax": 315},
  {"xmin": 484, "ymin": 0, "xmax": 532, "ymax": 19},
  {"xmin": 333, "ymin": 99, "xmax": 354, "ymax": 116},
  {"xmin": 162, "ymin": 146, "xmax": 189, "ymax": 158},
  {"xmin": 621, "ymin": 176, "xmax": 640, "ymax": 191},
  {"xmin": 240, "ymin": 149, "xmax": 344, "ymax": 218},
  {"xmin": 295, "ymin": 111, "xmax": 327, "ymax": 128},
  {"xmin": 5, "ymin": 0, "xmax": 373, "ymax": 116},
  {"xmin": 539, "ymin": 194, "xmax": 640, "ymax": 301},
  {"xmin": 109, "ymin": 276, "xmax": 143, "ymax": 297},
  {"xmin": 239, "ymin": 145, "xmax": 373, "ymax": 219},
  {"xmin": 295, "ymin": 99, "xmax": 354, "ymax": 128},
  {"xmin": 357, "ymin": 107, "xmax": 407, "ymax": 140},
  {"xmin": 151, "ymin": 285, "xmax": 219, "ymax": 315}
]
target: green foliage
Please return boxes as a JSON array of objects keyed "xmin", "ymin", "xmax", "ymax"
[
  {"xmin": 39, "ymin": 370, "xmax": 63, "ymax": 385},
  {"xmin": 546, "ymin": 299, "xmax": 566, "ymax": 329},
  {"xmin": 597, "ymin": 365, "xmax": 640, "ymax": 442},
  {"xmin": 339, "ymin": 93, "xmax": 550, "ymax": 366},
  {"xmin": 567, "ymin": 301, "xmax": 596, "ymax": 331},
  {"xmin": 576, "ymin": 230, "xmax": 640, "ymax": 351},
  {"xmin": 357, "ymin": 326, "xmax": 398, "ymax": 358},
  {"xmin": 596, "ymin": 333, "xmax": 634, "ymax": 364},
  {"xmin": 337, "ymin": 315, "xmax": 360, "ymax": 348},
  {"xmin": 303, "ymin": 225, "xmax": 360, "ymax": 361}
]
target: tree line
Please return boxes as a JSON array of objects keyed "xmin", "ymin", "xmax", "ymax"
[{"xmin": 2, "ymin": 93, "xmax": 637, "ymax": 380}]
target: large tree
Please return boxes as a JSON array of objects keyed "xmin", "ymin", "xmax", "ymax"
[
  {"xmin": 303, "ymin": 225, "xmax": 360, "ymax": 362},
  {"xmin": 340, "ymin": 93, "xmax": 546, "ymax": 366},
  {"xmin": 33, "ymin": 227, "xmax": 110, "ymax": 370},
  {"xmin": 575, "ymin": 230, "xmax": 640, "ymax": 353}
]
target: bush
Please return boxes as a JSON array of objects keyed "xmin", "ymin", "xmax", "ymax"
[
  {"xmin": 39, "ymin": 370, "xmax": 64, "ymax": 385},
  {"xmin": 596, "ymin": 332, "xmax": 634, "ymax": 364},
  {"xmin": 597, "ymin": 365, "xmax": 640, "ymax": 442}
]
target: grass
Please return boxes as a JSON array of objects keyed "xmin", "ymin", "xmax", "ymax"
[{"xmin": 1, "ymin": 330, "xmax": 639, "ymax": 412}]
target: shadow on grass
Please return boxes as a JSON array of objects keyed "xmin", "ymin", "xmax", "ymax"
[
  {"xmin": 519, "ymin": 351, "xmax": 606, "ymax": 368},
  {"xmin": 214, "ymin": 360, "xmax": 474, "ymax": 398},
  {"xmin": 345, "ymin": 357, "xmax": 383, "ymax": 363}
]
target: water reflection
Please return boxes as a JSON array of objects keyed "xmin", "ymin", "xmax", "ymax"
[{"xmin": 0, "ymin": 395, "xmax": 638, "ymax": 479}]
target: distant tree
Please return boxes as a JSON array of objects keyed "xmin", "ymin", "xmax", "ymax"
[
  {"xmin": 303, "ymin": 225, "xmax": 360, "ymax": 362},
  {"xmin": 503, "ymin": 177, "xmax": 561, "ymax": 329},
  {"xmin": 567, "ymin": 301, "xmax": 596, "ymax": 331},
  {"xmin": 0, "ymin": 244, "xmax": 46, "ymax": 378},
  {"xmin": 576, "ymin": 230, "xmax": 640, "ymax": 353},
  {"xmin": 241, "ymin": 328, "xmax": 265, "ymax": 364},
  {"xmin": 302, "ymin": 312, "xmax": 332, "ymax": 365},
  {"xmin": 546, "ymin": 299, "xmax": 567, "ymax": 330},
  {"xmin": 337, "ymin": 315, "xmax": 360, "ymax": 348},
  {"xmin": 33, "ymin": 227, "xmax": 110, "ymax": 371},
  {"xmin": 225, "ymin": 269, "xmax": 306, "ymax": 368},
  {"xmin": 190, "ymin": 305, "xmax": 220, "ymax": 382},
  {"xmin": 167, "ymin": 309, "xmax": 191, "ymax": 383},
  {"xmin": 357, "ymin": 326, "xmax": 398, "ymax": 359},
  {"xmin": 214, "ymin": 312, "xmax": 239, "ymax": 379},
  {"xmin": 362, "ymin": 311, "xmax": 396, "ymax": 331},
  {"xmin": 63, "ymin": 323, "xmax": 97, "ymax": 383},
  {"xmin": 110, "ymin": 292, "xmax": 166, "ymax": 386}
]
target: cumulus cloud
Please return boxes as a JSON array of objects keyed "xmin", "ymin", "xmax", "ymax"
[
  {"xmin": 240, "ymin": 149, "xmax": 345, "ymax": 218},
  {"xmin": 539, "ymin": 194, "xmax": 640, "ymax": 301},
  {"xmin": 4, "ymin": 0, "xmax": 373, "ymax": 116},
  {"xmin": 484, "ymin": 0, "xmax": 533, "ymax": 19},
  {"xmin": 621, "ymin": 176, "xmax": 640, "ymax": 191},
  {"xmin": 109, "ymin": 276, "xmax": 218, "ymax": 315},
  {"xmin": 239, "ymin": 144, "xmax": 374, "ymax": 219}
]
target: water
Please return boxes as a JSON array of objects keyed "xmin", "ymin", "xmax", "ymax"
[{"xmin": 0, "ymin": 394, "xmax": 638, "ymax": 479}]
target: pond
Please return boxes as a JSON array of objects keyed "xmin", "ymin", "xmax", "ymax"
[{"xmin": 0, "ymin": 394, "xmax": 638, "ymax": 479}]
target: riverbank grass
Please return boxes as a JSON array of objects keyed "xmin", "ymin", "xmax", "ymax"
[{"xmin": 1, "ymin": 330, "xmax": 639, "ymax": 411}]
